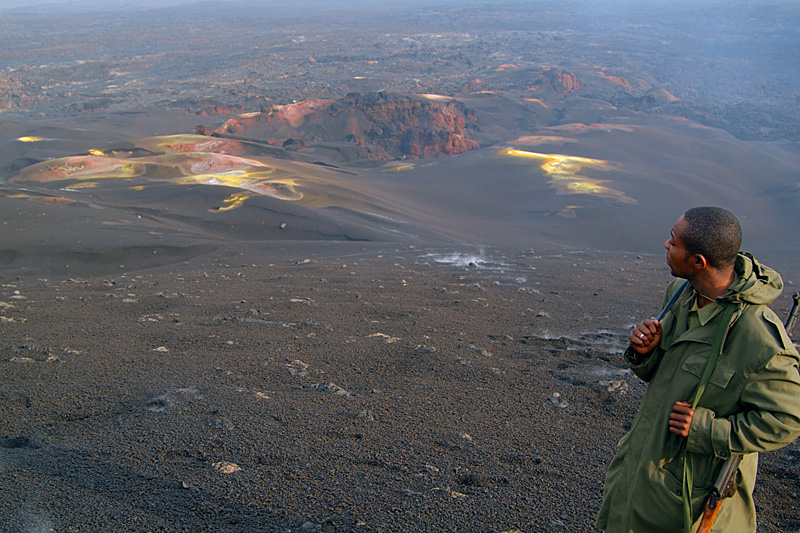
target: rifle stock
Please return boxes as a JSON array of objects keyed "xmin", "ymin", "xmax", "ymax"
[
  {"xmin": 696, "ymin": 505, "xmax": 721, "ymax": 533},
  {"xmin": 695, "ymin": 455, "xmax": 742, "ymax": 532}
]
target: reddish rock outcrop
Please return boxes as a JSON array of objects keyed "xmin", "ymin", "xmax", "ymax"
[
  {"xmin": 270, "ymin": 98, "xmax": 336, "ymax": 127},
  {"xmin": 530, "ymin": 67, "xmax": 584, "ymax": 98},
  {"xmin": 597, "ymin": 72, "xmax": 634, "ymax": 89},
  {"xmin": 196, "ymin": 92, "xmax": 479, "ymax": 160},
  {"xmin": 645, "ymin": 88, "xmax": 679, "ymax": 103}
]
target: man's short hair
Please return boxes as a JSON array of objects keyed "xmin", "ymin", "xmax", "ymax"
[{"xmin": 683, "ymin": 207, "xmax": 742, "ymax": 269}]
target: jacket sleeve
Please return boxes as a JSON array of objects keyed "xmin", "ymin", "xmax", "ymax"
[
  {"xmin": 686, "ymin": 350, "xmax": 800, "ymax": 458},
  {"xmin": 624, "ymin": 345, "xmax": 663, "ymax": 382}
]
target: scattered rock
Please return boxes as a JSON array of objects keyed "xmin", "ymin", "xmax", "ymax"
[
  {"xmin": 548, "ymin": 392, "xmax": 569, "ymax": 408},
  {"xmin": 357, "ymin": 410, "xmax": 375, "ymax": 422},
  {"xmin": 469, "ymin": 344, "xmax": 492, "ymax": 357},
  {"xmin": 309, "ymin": 382, "xmax": 351, "ymax": 397},
  {"xmin": 287, "ymin": 359, "xmax": 309, "ymax": 377},
  {"xmin": 212, "ymin": 461, "xmax": 242, "ymax": 474},
  {"xmin": 368, "ymin": 332, "xmax": 399, "ymax": 343}
]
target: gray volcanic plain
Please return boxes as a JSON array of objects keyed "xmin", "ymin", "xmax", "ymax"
[{"xmin": 1, "ymin": 1, "xmax": 799, "ymax": 532}]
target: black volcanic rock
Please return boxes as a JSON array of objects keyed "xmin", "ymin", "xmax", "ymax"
[{"xmin": 0, "ymin": 71, "xmax": 43, "ymax": 112}]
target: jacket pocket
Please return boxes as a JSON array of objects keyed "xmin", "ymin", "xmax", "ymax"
[
  {"xmin": 681, "ymin": 353, "xmax": 735, "ymax": 388},
  {"xmin": 642, "ymin": 455, "xmax": 710, "ymax": 532},
  {"xmin": 661, "ymin": 447, "xmax": 719, "ymax": 495},
  {"xmin": 656, "ymin": 449, "xmax": 719, "ymax": 531}
]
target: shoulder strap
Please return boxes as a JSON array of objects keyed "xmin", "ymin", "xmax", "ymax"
[{"xmin": 682, "ymin": 303, "xmax": 739, "ymax": 532}]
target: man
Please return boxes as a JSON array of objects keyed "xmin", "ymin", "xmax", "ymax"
[{"xmin": 596, "ymin": 207, "xmax": 800, "ymax": 532}]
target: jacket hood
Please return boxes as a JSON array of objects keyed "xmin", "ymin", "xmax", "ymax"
[{"xmin": 722, "ymin": 251, "xmax": 783, "ymax": 306}]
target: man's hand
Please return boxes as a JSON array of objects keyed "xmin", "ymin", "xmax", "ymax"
[
  {"xmin": 630, "ymin": 318, "xmax": 662, "ymax": 355},
  {"xmin": 669, "ymin": 401, "xmax": 695, "ymax": 438}
]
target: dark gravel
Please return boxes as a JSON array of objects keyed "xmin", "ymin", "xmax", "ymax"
[{"xmin": 1, "ymin": 244, "xmax": 797, "ymax": 532}]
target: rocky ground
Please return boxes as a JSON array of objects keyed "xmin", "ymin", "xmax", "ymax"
[{"xmin": 1, "ymin": 243, "xmax": 798, "ymax": 532}]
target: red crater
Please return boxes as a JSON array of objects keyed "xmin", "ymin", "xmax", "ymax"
[{"xmin": 196, "ymin": 92, "xmax": 480, "ymax": 160}]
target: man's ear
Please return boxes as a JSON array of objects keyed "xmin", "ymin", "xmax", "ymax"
[{"xmin": 691, "ymin": 253, "xmax": 709, "ymax": 270}]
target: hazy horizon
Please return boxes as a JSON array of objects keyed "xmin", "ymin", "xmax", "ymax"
[{"xmin": 2, "ymin": 0, "xmax": 793, "ymax": 11}]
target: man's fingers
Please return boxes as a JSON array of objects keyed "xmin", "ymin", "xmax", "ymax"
[
  {"xmin": 668, "ymin": 402, "xmax": 694, "ymax": 438},
  {"xmin": 630, "ymin": 319, "xmax": 662, "ymax": 349},
  {"xmin": 672, "ymin": 402, "xmax": 694, "ymax": 415},
  {"xmin": 668, "ymin": 425, "xmax": 689, "ymax": 438},
  {"xmin": 669, "ymin": 413, "xmax": 690, "ymax": 423}
]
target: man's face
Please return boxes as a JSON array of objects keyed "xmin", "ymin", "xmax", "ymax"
[{"xmin": 665, "ymin": 215, "xmax": 692, "ymax": 278}]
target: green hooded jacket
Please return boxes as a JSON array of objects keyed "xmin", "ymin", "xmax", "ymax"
[{"xmin": 596, "ymin": 252, "xmax": 800, "ymax": 532}]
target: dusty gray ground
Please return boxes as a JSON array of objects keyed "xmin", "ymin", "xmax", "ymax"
[{"xmin": 1, "ymin": 243, "xmax": 798, "ymax": 532}]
